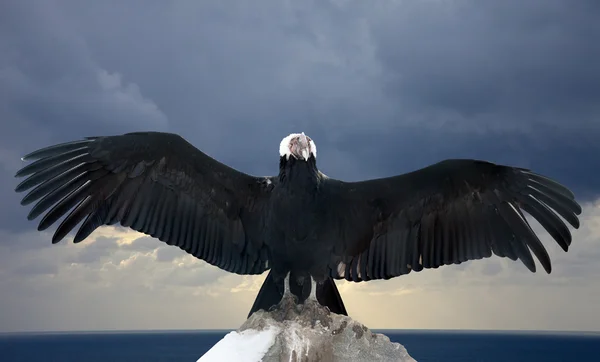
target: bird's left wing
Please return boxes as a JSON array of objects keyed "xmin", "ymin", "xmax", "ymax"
[
  {"xmin": 323, "ymin": 159, "xmax": 582, "ymax": 282},
  {"xmin": 14, "ymin": 132, "xmax": 275, "ymax": 275}
]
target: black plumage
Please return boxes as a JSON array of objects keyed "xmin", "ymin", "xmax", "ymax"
[{"xmin": 14, "ymin": 131, "xmax": 582, "ymax": 318}]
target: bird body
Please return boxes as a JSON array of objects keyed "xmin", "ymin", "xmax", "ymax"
[
  {"xmin": 269, "ymin": 157, "xmax": 326, "ymax": 279},
  {"xmin": 14, "ymin": 131, "xmax": 582, "ymax": 319}
]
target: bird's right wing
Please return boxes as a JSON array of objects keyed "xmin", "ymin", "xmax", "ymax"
[{"xmin": 15, "ymin": 132, "xmax": 275, "ymax": 275}]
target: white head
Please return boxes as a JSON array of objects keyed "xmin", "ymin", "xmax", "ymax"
[{"xmin": 279, "ymin": 132, "xmax": 317, "ymax": 161}]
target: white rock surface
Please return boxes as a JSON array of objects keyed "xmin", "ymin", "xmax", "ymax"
[
  {"xmin": 198, "ymin": 300, "xmax": 416, "ymax": 362},
  {"xmin": 197, "ymin": 326, "xmax": 280, "ymax": 362}
]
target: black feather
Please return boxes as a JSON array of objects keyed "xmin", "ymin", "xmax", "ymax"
[
  {"xmin": 21, "ymin": 140, "xmax": 93, "ymax": 161},
  {"xmin": 525, "ymin": 186, "xmax": 580, "ymax": 228},
  {"xmin": 519, "ymin": 195, "xmax": 571, "ymax": 251},
  {"xmin": 521, "ymin": 170, "xmax": 575, "ymax": 200},
  {"xmin": 15, "ymin": 147, "xmax": 89, "ymax": 177}
]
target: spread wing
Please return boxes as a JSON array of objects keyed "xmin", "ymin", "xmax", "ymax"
[
  {"xmin": 14, "ymin": 132, "xmax": 275, "ymax": 275},
  {"xmin": 324, "ymin": 159, "xmax": 582, "ymax": 281}
]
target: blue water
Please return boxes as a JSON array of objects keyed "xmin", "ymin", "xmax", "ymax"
[{"xmin": 1, "ymin": 329, "xmax": 599, "ymax": 361}]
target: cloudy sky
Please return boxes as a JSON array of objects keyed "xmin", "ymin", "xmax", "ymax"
[{"xmin": 1, "ymin": 0, "xmax": 599, "ymax": 333}]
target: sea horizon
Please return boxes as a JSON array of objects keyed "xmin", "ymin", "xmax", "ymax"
[
  {"xmin": 3, "ymin": 327, "xmax": 599, "ymax": 361},
  {"xmin": 2, "ymin": 327, "xmax": 599, "ymax": 336}
]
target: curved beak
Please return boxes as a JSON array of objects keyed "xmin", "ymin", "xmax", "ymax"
[{"xmin": 299, "ymin": 132, "xmax": 310, "ymax": 160}]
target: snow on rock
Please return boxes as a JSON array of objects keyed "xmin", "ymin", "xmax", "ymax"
[
  {"xmin": 197, "ymin": 326, "xmax": 280, "ymax": 362},
  {"xmin": 198, "ymin": 299, "xmax": 416, "ymax": 362}
]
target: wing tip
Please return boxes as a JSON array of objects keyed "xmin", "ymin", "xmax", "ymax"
[
  {"xmin": 19, "ymin": 139, "xmax": 94, "ymax": 162},
  {"xmin": 541, "ymin": 257, "xmax": 552, "ymax": 273}
]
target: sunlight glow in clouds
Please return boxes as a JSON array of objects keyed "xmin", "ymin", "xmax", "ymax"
[{"xmin": 0, "ymin": 199, "xmax": 598, "ymax": 332}]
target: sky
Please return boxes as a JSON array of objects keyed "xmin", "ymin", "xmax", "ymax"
[{"xmin": 1, "ymin": 0, "xmax": 599, "ymax": 333}]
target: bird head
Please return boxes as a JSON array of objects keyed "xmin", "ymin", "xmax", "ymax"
[{"xmin": 279, "ymin": 132, "xmax": 317, "ymax": 161}]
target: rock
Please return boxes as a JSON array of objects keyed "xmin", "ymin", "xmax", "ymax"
[{"xmin": 198, "ymin": 299, "xmax": 416, "ymax": 362}]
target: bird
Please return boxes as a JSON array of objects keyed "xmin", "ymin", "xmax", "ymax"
[{"xmin": 14, "ymin": 131, "xmax": 582, "ymax": 318}]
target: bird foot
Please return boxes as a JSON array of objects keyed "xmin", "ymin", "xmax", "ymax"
[
  {"xmin": 301, "ymin": 298, "xmax": 332, "ymax": 327},
  {"xmin": 301, "ymin": 297, "xmax": 320, "ymax": 312},
  {"xmin": 268, "ymin": 293, "xmax": 300, "ymax": 322},
  {"xmin": 278, "ymin": 293, "xmax": 299, "ymax": 310}
]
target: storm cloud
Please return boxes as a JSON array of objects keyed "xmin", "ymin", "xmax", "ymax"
[{"xmin": 1, "ymin": 0, "xmax": 599, "ymax": 332}]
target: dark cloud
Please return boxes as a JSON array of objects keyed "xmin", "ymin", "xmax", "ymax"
[
  {"xmin": 339, "ymin": 0, "xmax": 600, "ymax": 197},
  {"xmin": 0, "ymin": 0, "xmax": 597, "ymax": 238},
  {"xmin": 329, "ymin": 125, "xmax": 600, "ymax": 200},
  {"xmin": 1, "ymin": 0, "xmax": 168, "ymax": 233},
  {"xmin": 0, "ymin": 1, "xmax": 168, "ymax": 138},
  {"xmin": 0, "ymin": 0, "xmax": 596, "ymax": 245},
  {"xmin": 373, "ymin": 1, "xmax": 600, "ymax": 129}
]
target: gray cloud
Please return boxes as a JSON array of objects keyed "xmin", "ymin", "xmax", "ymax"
[
  {"xmin": 480, "ymin": 261, "xmax": 503, "ymax": 277},
  {"xmin": 0, "ymin": 1, "xmax": 168, "ymax": 137},
  {"xmin": 155, "ymin": 246, "xmax": 188, "ymax": 263},
  {"xmin": 12, "ymin": 0, "xmax": 595, "ymax": 194},
  {"xmin": 12, "ymin": 262, "xmax": 59, "ymax": 277},
  {"xmin": 0, "ymin": 0, "xmax": 169, "ymax": 233},
  {"xmin": 64, "ymin": 236, "xmax": 120, "ymax": 264},
  {"xmin": 373, "ymin": 1, "xmax": 600, "ymax": 129},
  {"xmin": 120, "ymin": 236, "xmax": 164, "ymax": 252},
  {"xmin": 1, "ymin": 0, "xmax": 599, "ymax": 332}
]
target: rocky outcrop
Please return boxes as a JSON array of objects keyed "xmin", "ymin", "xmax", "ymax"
[{"xmin": 199, "ymin": 300, "xmax": 416, "ymax": 362}]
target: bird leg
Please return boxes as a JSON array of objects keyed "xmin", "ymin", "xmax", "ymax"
[
  {"xmin": 301, "ymin": 276, "xmax": 329, "ymax": 323},
  {"xmin": 308, "ymin": 276, "xmax": 317, "ymax": 301},
  {"xmin": 282, "ymin": 272, "xmax": 292, "ymax": 299},
  {"xmin": 275, "ymin": 272, "xmax": 297, "ymax": 310}
]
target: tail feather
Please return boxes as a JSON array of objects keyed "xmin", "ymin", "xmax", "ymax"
[
  {"xmin": 247, "ymin": 270, "xmax": 347, "ymax": 318},
  {"xmin": 317, "ymin": 276, "xmax": 347, "ymax": 316},
  {"xmin": 248, "ymin": 270, "xmax": 283, "ymax": 318}
]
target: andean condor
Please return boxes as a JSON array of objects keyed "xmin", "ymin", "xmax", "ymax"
[{"xmin": 14, "ymin": 132, "xmax": 582, "ymax": 318}]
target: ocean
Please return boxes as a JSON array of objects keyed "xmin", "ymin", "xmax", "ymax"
[{"xmin": 1, "ymin": 329, "xmax": 599, "ymax": 361}]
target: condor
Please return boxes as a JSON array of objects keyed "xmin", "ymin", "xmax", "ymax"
[{"xmin": 14, "ymin": 132, "xmax": 582, "ymax": 317}]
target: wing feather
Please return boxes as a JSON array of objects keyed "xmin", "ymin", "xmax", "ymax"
[
  {"xmin": 326, "ymin": 159, "xmax": 581, "ymax": 281},
  {"xmin": 15, "ymin": 132, "xmax": 273, "ymax": 275}
]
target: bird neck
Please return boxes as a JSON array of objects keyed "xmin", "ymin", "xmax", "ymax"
[{"xmin": 278, "ymin": 156, "xmax": 320, "ymax": 190}]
